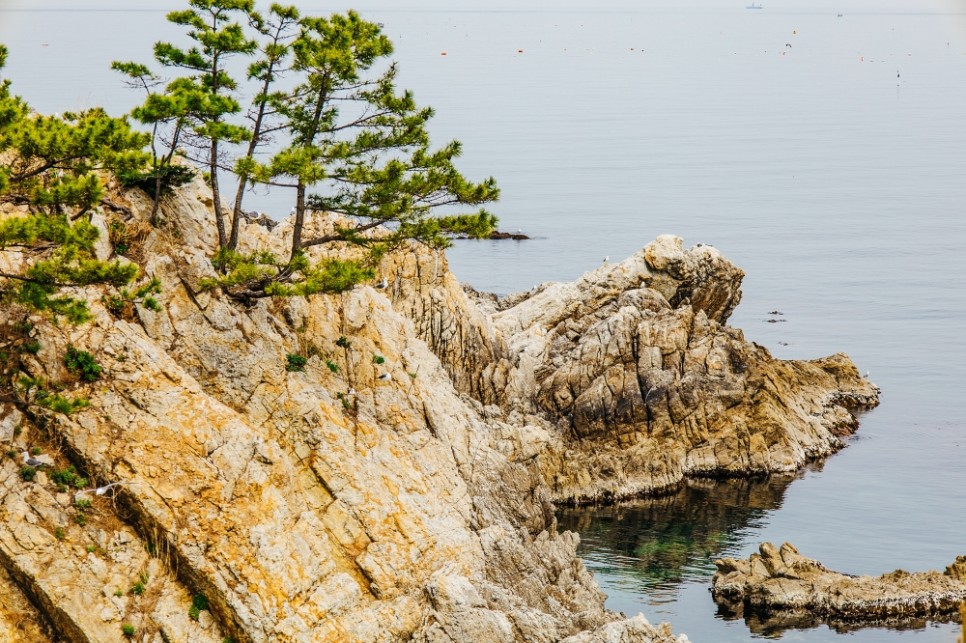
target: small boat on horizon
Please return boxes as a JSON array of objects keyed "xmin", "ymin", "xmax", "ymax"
[{"xmin": 746, "ymin": 3, "xmax": 763, "ymax": 8}]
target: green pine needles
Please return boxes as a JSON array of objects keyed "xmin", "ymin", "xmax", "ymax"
[
  {"xmin": 115, "ymin": 4, "xmax": 499, "ymax": 300},
  {"xmin": 4, "ymin": 2, "xmax": 501, "ymax": 313},
  {"xmin": 0, "ymin": 44, "xmax": 149, "ymax": 324}
]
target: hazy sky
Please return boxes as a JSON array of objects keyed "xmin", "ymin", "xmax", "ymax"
[{"xmin": 0, "ymin": 0, "xmax": 964, "ymax": 11}]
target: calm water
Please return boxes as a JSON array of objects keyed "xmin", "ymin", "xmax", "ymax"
[{"xmin": 2, "ymin": 2, "xmax": 966, "ymax": 641}]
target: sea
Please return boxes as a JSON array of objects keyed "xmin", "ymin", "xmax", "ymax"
[{"xmin": 2, "ymin": 1, "xmax": 965, "ymax": 641}]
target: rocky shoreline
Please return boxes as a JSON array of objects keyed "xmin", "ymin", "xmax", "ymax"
[
  {"xmin": 712, "ymin": 542, "xmax": 966, "ymax": 634},
  {"xmin": 0, "ymin": 173, "xmax": 882, "ymax": 641}
]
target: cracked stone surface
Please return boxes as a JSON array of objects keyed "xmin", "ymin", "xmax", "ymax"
[
  {"xmin": 712, "ymin": 542, "xmax": 966, "ymax": 632},
  {"xmin": 0, "ymin": 172, "xmax": 878, "ymax": 641}
]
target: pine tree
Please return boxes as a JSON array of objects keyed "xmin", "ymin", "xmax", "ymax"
[
  {"xmin": 207, "ymin": 11, "xmax": 498, "ymax": 301},
  {"xmin": 0, "ymin": 44, "xmax": 148, "ymax": 323},
  {"xmin": 227, "ymin": 3, "xmax": 300, "ymax": 250},
  {"xmin": 152, "ymin": 0, "xmax": 257, "ymax": 249},
  {"xmin": 111, "ymin": 61, "xmax": 198, "ymax": 224}
]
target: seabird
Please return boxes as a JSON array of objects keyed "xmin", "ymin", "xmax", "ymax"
[
  {"xmin": 95, "ymin": 481, "xmax": 127, "ymax": 496},
  {"xmin": 346, "ymin": 388, "xmax": 356, "ymax": 396},
  {"xmin": 603, "ymin": 256, "xmax": 609, "ymax": 263},
  {"xmin": 21, "ymin": 452, "xmax": 47, "ymax": 468},
  {"xmin": 375, "ymin": 278, "xmax": 388, "ymax": 289},
  {"xmin": 378, "ymin": 373, "xmax": 391, "ymax": 381}
]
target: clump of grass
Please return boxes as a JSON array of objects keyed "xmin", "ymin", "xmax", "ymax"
[
  {"xmin": 285, "ymin": 353, "xmax": 307, "ymax": 372},
  {"xmin": 121, "ymin": 623, "xmax": 135, "ymax": 637},
  {"xmin": 64, "ymin": 346, "xmax": 102, "ymax": 382},
  {"xmin": 188, "ymin": 593, "xmax": 209, "ymax": 621},
  {"xmin": 325, "ymin": 359, "xmax": 339, "ymax": 373},
  {"xmin": 372, "ymin": 354, "xmax": 385, "ymax": 365},
  {"xmin": 50, "ymin": 466, "xmax": 88, "ymax": 491},
  {"xmin": 19, "ymin": 466, "xmax": 36, "ymax": 482}
]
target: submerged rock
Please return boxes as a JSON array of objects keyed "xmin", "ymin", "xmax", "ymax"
[{"xmin": 712, "ymin": 542, "xmax": 966, "ymax": 633}]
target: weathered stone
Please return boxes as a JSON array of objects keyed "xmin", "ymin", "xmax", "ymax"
[
  {"xmin": 0, "ymin": 171, "xmax": 881, "ymax": 641},
  {"xmin": 712, "ymin": 542, "xmax": 966, "ymax": 631}
]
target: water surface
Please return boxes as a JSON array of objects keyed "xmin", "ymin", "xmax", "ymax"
[{"xmin": 2, "ymin": 3, "xmax": 965, "ymax": 641}]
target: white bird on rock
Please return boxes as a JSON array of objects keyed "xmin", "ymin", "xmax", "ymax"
[
  {"xmin": 21, "ymin": 452, "xmax": 48, "ymax": 468},
  {"xmin": 378, "ymin": 373, "xmax": 391, "ymax": 381},
  {"xmin": 95, "ymin": 481, "xmax": 128, "ymax": 496},
  {"xmin": 376, "ymin": 277, "xmax": 388, "ymax": 289}
]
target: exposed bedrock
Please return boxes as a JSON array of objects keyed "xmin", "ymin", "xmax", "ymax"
[
  {"xmin": 1, "ymin": 178, "xmax": 688, "ymax": 642},
  {"xmin": 1, "ymin": 171, "xmax": 878, "ymax": 641},
  {"xmin": 712, "ymin": 542, "xmax": 966, "ymax": 634},
  {"xmin": 397, "ymin": 234, "xmax": 879, "ymax": 503}
]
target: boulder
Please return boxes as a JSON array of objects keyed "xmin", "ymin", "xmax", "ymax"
[{"xmin": 713, "ymin": 542, "xmax": 966, "ymax": 632}]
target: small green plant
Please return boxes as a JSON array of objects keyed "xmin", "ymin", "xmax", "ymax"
[
  {"xmin": 5, "ymin": 449, "xmax": 16, "ymax": 459},
  {"xmin": 74, "ymin": 512, "xmax": 87, "ymax": 526},
  {"xmin": 121, "ymin": 623, "xmax": 135, "ymax": 637},
  {"xmin": 54, "ymin": 527, "xmax": 65, "ymax": 541},
  {"xmin": 30, "ymin": 446, "xmax": 41, "ymax": 456},
  {"xmin": 285, "ymin": 353, "xmax": 307, "ymax": 372},
  {"xmin": 20, "ymin": 339, "xmax": 41, "ymax": 354},
  {"xmin": 325, "ymin": 359, "xmax": 339, "ymax": 373},
  {"xmin": 19, "ymin": 466, "xmax": 36, "ymax": 482},
  {"xmin": 34, "ymin": 388, "xmax": 90, "ymax": 415},
  {"xmin": 335, "ymin": 335, "xmax": 351, "ymax": 349},
  {"xmin": 103, "ymin": 278, "xmax": 163, "ymax": 318},
  {"xmin": 75, "ymin": 498, "xmax": 93, "ymax": 511},
  {"xmin": 64, "ymin": 346, "xmax": 102, "ymax": 382},
  {"xmin": 188, "ymin": 593, "xmax": 209, "ymax": 621},
  {"xmin": 130, "ymin": 580, "xmax": 146, "ymax": 596},
  {"xmin": 86, "ymin": 544, "xmax": 96, "ymax": 553},
  {"xmin": 51, "ymin": 466, "xmax": 89, "ymax": 490},
  {"xmin": 372, "ymin": 354, "xmax": 385, "ymax": 365}
]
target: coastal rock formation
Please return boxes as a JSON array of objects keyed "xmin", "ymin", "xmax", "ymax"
[
  {"xmin": 712, "ymin": 542, "xmax": 966, "ymax": 632},
  {"xmin": 0, "ymin": 177, "xmax": 690, "ymax": 642},
  {"xmin": 0, "ymin": 169, "xmax": 879, "ymax": 641},
  {"xmin": 470, "ymin": 236, "xmax": 878, "ymax": 503}
]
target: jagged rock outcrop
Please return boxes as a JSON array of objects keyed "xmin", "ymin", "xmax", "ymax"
[
  {"xmin": 1, "ymin": 176, "xmax": 691, "ymax": 641},
  {"xmin": 1, "ymin": 168, "xmax": 880, "ymax": 641},
  {"xmin": 383, "ymin": 230, "xmax": 878, "ymax": 503},
  {"xmin": 712, "ymin": 542, "xmax": 966, "ymax": 632}
]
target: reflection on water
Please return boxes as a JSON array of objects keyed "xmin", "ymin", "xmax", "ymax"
[
  {"xmin": 556, "ymin": 475, "xmax": 797, "ymax": 603},
  {"xmin": 716, "ymin": 602, "xmax": 960, "ymax": 640},
  {"xmin": 558, "ymin": 468, "xmax": 960, "ymax": 641}
]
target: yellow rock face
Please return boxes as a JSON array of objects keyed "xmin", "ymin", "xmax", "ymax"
[{"xmin": 0, "ymin": 175, "xmax": 873, "ymax": 643}]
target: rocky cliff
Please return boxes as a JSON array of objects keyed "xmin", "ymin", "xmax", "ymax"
[{"xmin": 0, "ymin": 174, "xmax": 877, "ymax": 642}]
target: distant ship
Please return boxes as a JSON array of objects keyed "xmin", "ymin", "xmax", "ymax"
[{"xmin": 746, "ymin": 3, "xmax": 763, "ymax": 8}]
